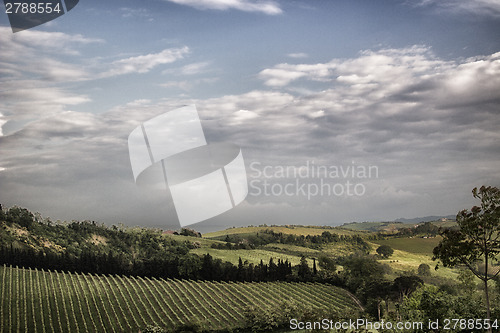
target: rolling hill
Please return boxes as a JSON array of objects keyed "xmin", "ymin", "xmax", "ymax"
[{"xmin": 0, "ymin": 265, "xmax": 361, "ymax": 333}]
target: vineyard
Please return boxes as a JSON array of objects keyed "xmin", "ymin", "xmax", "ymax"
[{"xmin": 0, "ymin": 264, "xmax": 360, "ymax": 332}]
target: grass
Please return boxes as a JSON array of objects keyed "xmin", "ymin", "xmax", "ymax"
[
  {"xmin": 190, "ymin": 247, "xmax": 311, "ymax": 266},
  {"xmin": 371, "ymin": 236, "xmax": 443, "ymax": 254},
  {"xmin": 203, "ymin": 225, "xmax": 361, "ymax": 239},
  {"xmin": 263, "ymin": 243, "xmax": 321, "ymax": 255},
  {"xmin": 367, "ymin": 241, "xmax": 458, "ymax": 281}
]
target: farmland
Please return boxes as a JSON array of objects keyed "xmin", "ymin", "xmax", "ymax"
[
  {"xmin": 371, "ymin": 236, "xmax": 442, "ymax": 254},
  {"xmin": 0, "ymin": 265, "xmax": 360, "ymax": 333},
  {"xmin": 203, "ymin": 225, "xmax": 362, "ymax": 239},
  {"xmin": 190, "ymin": 247, "xmax": 309, "ymax": 266},
  {"xmin": 2, "ymin": 204, "xmax": 497, "ymax": 333}
]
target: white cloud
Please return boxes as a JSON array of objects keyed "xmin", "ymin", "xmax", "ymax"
[
  {"xmin": 0, "ymin": 86, "xmax": 90, "ymax": 121},
  {"xmin": 415, "ymin": 0, "xmax": 500, "ymax": 17},
  {"xmin": 287, "ymin": 53, "xmax": 308, "ymax": 59},
  {"xmin": 165, "ymin": 0, "xmax": 282, "ymax": 15},
  {"xmin": 120, "ymin": 7, "xmax": 153, "ymax": 20},
  {"xmin": 227, "ymin": 109, "xmax": 259, "ymax": 125},
  {"xmin": 0, "ymin": 27, "xmax": 103, "ymax": 57},
  {"xmin": 0, "ymin": 113, "xmax": 6, "ymax": 136},
  {"xmin": 180, "ymin": 61, "xmax": 211, "ymax": 75},
  {"xmin": 0, "ymin": 27, "xmax": 99, "ymax": 81},
  {"xmin": 160, "ymin": 80, "xmax": 193, "ymax": 90},
  {"xmin": 309, "ymin": 110, "xmax": 325, "ymax": 119},
  {"xmin": 258, "ymin": 66, "xmax": 310, "ymax": 86},
  {"xmin": 102, "ymin": 47, "xmax": 189, "ymax": 77},
  {"xmin": 160, "ymin": 78, "xmax": 218, "ymax": 91},
  {"xmin": 260, "ymin": 46, "xmax": 446, "ymax": 88},
  {"xmin": 0, "ymin": 28, "xmax": 98, "ymax": 133},
  {"xmin": 436, "ymin": 52, "xmax": 500, "ymax": 106},
  {"xmin": 1, "ymin": 40, "xmax": 499, "ymax": 227}
]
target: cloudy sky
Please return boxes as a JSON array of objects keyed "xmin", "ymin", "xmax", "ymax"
[{"xmin": 1, "ymin": 0, "xmax": 500, "ymax": 232}]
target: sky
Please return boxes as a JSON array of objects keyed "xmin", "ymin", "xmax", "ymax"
[{"xmin": 1, "ymin": 0, "xmax": 500, "ymax": 232}]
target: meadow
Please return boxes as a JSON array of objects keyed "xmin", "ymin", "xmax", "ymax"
[
  {"xmin": 203, "ymin": 225, "xmax": 360, "ymax": 239},
  {"xmin": 189, "ymin": 247, "xmax": 309, "ymax": 266},
  {"xmin": 371, "ymin": 236, "xmax": 442, "ymax": 254}
]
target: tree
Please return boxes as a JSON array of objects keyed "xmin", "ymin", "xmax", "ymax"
[
  {"xmin": 364, "ymin": 279, "xmax": 393, "ymax": 320},
  {"xmin": 318, "ymin": 255, "xmax": 337, "ymax": 271},
  {"xmin": 297, "ymin": 256, "xmax": 311, "ymax": 279},
  {"xmin": 433, "ymin": 186, "xmax": 500, "ymax": 331},
  {"xmin": 180, "ymin": 228, "xmax": 201, "ymax": 237},
  {"xmin": 417, "ymin": 263, "xmax": 431, "ymax": 277},
  {"xmin": 400, "ymin": 285, "xmax": 484, "ymax": 331},
  {"xmin": 457, "ymin": 268, "xmax": 476, "ymax": 297},
  {"xmin": 5, "ymin": 206, "xmax": 34, "ymax": 229},
  {"xmin": 393, "ymin": 275, "xmax": 423, "ymax": 303},
  {"xmin": 342, "ymin": 256, "xmax": 385, "ymax": 292},
  {"xmin": 376, "ymin": 245, "xmax": 394, "ymax": 258}
]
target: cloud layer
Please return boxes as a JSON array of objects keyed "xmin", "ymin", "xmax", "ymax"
[
  {"xmin": 165, "ymin": 0, "xmax": 282, "ymax": 15},
  {"xmin": 102, "ymin": 47, "xmax": 190, "ymax": 77},
  {"xmin": 416, "ymin": 0, "xmax": 500, "ymax": 17},
  {"xmin": 1, "ymin": 25, "xmax": 499, "ymax": 228}
]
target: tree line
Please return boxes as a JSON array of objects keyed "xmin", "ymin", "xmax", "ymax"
[
  {"xmin": 0, "ymin": 205, "xmax": 325, "ymax": 282},
  {"xmin": 218, "ymin": 229, "xmax": 371, "ymax": 252}
]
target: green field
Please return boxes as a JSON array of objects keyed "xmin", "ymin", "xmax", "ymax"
[
  {"xmin": 203, "ymin": 225, "xmax": 360, "ymax": 239},
  {"xmin": 263, "ymin": 243, "xmax": 321, "ymax": 255},
  {"xmin": 367, "ymin": 239, "xmax": 459, "ymax": 280},
  {"xmin": 371, "ymin": 236, "xmax": 442, "ymax": 254},
  {"xmin": 190, "ymin": 247, "xmax": 310, "ymax": 266},
  {"xmin": 340, "ymin": 222, "xmax": 410, "ymax": 232},
  {"xmin": 0, "ymin": 265, "xmax": 360, "ymax": 333}
]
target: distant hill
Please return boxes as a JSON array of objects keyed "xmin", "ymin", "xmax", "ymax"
[
  {"xmin": 339, "ymin": 215, "xmax": 457, "ymax": 232},
  {"xmin": 393, "ymin": 215, "xmax": 456, "ymax": 224},
  {"xmin": 339, "ymin": 221, "xmax": 407, "ymax": 232}
]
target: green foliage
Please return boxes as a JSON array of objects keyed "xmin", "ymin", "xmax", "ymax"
[
  {"xmin": 399, "ymin": 285, "xmax": 485, "ymax": 332},
  {"xmin": 243, "ymin": 300, "xmax": 353, "ymax": 332},
  {"xmin": 393, "ymin": 275, "xmax": 424, "ymax": 302},
  {"xmin": 0, "ymin": 265, "xmax": 360, "ymax": 333},
  {"xmin": 433, "ymin": 186, "xmax": 500, "ymax": 326},
  {"xmin": 341, "ymin": 255, "xmax": 385, "ymax": 294},
  {"xmin": 457, "ymin": 268, "xmax": 476, "ymax": 296},
  {"xmin": 215, "ymin": 229, "xmax": 371, "ymax": 253},
  {"xmin": 5, "ymin": 206, "xmax": 34, "ymax": 229},
  {"xmin": 376, "ymin": 245, "xmax": 394, "ymax": 258},
  {"xmin": 396, "ymin": 222, "xmax": 441, "ymax": 237},
  {"xmin": 417, "ymin": 263, "xmax": 431, "ymax": 276},
  {"xmin": 318, "ymin": 255, "xmax": 337, "ymax": 271},
  {"xmin": 179, "ymin": 228, "xmax": 201, "ymax": 238},
  {"xmin": 434, "ymin": 186, "xmax": 500, "ymax": 273},
  {"xmin": 297, "ymin": 256, "xmax": 311, "ymax": 279}
]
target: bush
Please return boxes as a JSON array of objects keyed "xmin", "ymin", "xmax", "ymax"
[
  {"xmin": 5, "ymin": 206, "xmax": 34, "ymax": 229},
  {"xmin": 376, "ymin": 245, "xmax": 394, "ymax": 258},
  {"xmin": 417, "ymin": 263, "xmax": 431, "ymax": 276}
]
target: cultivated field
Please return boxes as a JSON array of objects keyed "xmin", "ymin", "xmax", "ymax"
[
  {"xmin": 190, "ymin": 247, "xmax": 309, "ymax": 266},
  {"xmin": 371, "ymin": 236, "xmax": 442, "ymax": 254},
  {"xmin": 0, "ymin": 265, "xmax": 360, "ymax": 332},
  {"xmin": 203, "ymin": 225, "xmax": 360, "ymax": 239}
]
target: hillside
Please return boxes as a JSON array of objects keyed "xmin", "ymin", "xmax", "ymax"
[
  {"xmin": 203, "ymin": 225, "xmax": 364, "ymax": 239},
  {"xmin": 0, "ymin": 265, "xmax": 361, "ymax": 333},
  {"xmin": 3, "ymin": 203, "xmax": 498, "ymax": 332},
  {"xmin": 340, "ymin": 219, "xmax": 457, "ymax": 232}
]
